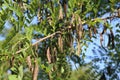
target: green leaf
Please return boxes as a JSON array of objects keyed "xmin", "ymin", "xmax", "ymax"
[
  {"xmin": 25, "ymin": 27, "xmax": 33, "ymax": 40},
  {"xmin": 8, "ymin": 75, "xmax": 20, "ymax": 80},
  {"xmin": 61, "ymin": 67, "xmax": 64, "ymax": 73},
  {"xmin": 18, "ymin": 65, "xmax": 23, "ymax": 79}
]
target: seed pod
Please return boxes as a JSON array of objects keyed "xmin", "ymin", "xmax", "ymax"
[
  {"xmin": 59, "ymin": 6, "xmax": 63, "ymax": 19},
  {"xmin": 110, "ymin": 29, "xmax": 115, "ymax": 48},
  {"xmin": 10, "ymin": 56, "xmax": 15, "ymax": 67},
  {"xmin": 63, "ymin": 0, "xmax": 67, "ymax": 18},
  {"xmin": 107, "ymin": 34, "xmax": 111, "ymax": 48},
  {"xmin": 76, "ymin": 40, "xmax": 81, "ymax": 56},
  {"xmin": 93, "ymin": 27, "xmax": 97, "ymax": 34},
  {"xmin": 88, "ymin": 27, "xmax": 92, "ymax": 38},
  {"xmin": 26, "ymin": 56, "xmax": 33, "ymax": 72},
  {"xmin": 77, "ymin": 16, "xmax": 83, "ymax": 39},
  {"xmin": 58, "ymin": 35, "xmax": 63, "ymax": 52},
  {"xmin": 33, "ymin": 58, "xmax": 39, "ymax": 80},
  {"xmin": 100, "ymin": 33, "xmax": 103, "ymax": 47},
  {"xmin": 47, "ymin": 47, "xmax": 51, "ymax": 63},
  {"xmin": 51, "ymin": 47, "xmax": 57, "ymax": 63}
]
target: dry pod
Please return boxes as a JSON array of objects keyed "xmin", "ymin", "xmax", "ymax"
[
  {"xmin": 93, "ymin": 27, "xmax": 97, "ymax": 34},
  {"xmin": 26, "ymin": 56, "xmax": 33, "ymax": 72},
  {"xmin": 76, "ymin": 40, "xmax": 81, "ymax": 56},
  {"xmin": 107, "ymin": 34, "xmax": 111, "ymax": 48},
  {"xmin": 58, "ymin": 35, "xmax": 63, "ymax": 52},
  {"xmin": 110, "ymin": 29, "xmax": 115, "ymax": 48},
  {"xmin": 77, "ymin": 16, "xmax": 83, "ymax": 39},
  {"xmin": 10, "ymin": 56, "xmax": 15, "ymax": 67},
  {"xmin": 47, "ymin": 47, "xmax": 51, "ymax": 63},
  {"xmin": 88, "ymin": 27, "xmax": 92, "ymax": 38},
  {"xmin": 59, "ymin": 6, "xmax": 63, "ymax": 19},
  {"xmin": 63, "ymin": 1, "xmax": 67, "ymax": 17},
  {"xmin": 100, "ymin": 33, "xmax": 103, "ymax": 47},
  {"xmin": 33, "ymin": 58, "xmax": 39, "ymax": 80}
]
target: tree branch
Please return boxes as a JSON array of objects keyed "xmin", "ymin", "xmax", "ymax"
[
  {"xmin": 0, "ymin": 15, "xmax": 119, "ymax": 56},
  {"xmin": 16, "ymin": 31, "xmax": 61, "ymax": 54}
]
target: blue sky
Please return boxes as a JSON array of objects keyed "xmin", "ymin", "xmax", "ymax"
[{"xmin": 0, "ymin": 9, "xmax": 120, "ymax": 72}]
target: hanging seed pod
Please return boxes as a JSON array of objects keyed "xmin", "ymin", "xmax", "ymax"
[
  {"xmin": 93, "ymin": 27, "xmax": 97, "ymax": 34},
  {"xmin": 76, "ymin": 39, "xmax": 81, "ymax": 56},
  {"xmin": 77, "ymin": 16, "xmax": 83, "ymax": 39},
  {"xmin": 63, "ymin": 1, "xmax": 67, "ymax": 17},
  {"xmin": 58, "ymin": 35, "xmax": 63, "ymax": 52},
  {"xmin": 82, "ymin": 29, "xmax": 85, "ymax": 38},
  {"xmin": 68, "ymin": 33, "xmax": 73, "ymax": 47},
  {"xmin": 71, "ymin": 14, "xmax": 75, "ymax": 27},
  {"xmin": 26, "ymin": 56, "xmax": 33, "ymax": 72},
  {"xmin": 47, "ymin": 47, "xmax": 51, "ymax": 63},
  {"xmin": 107, "ymin": 34, "xmax": 111, "ymax": 48},
  {"xmin": 10, "ymin": 56, "xmax": 15, "ymax": 67},
  {"xmin": 51, "ymin": 47, "xmax": 57, "ymax": 63},
  {"xmin": 65, "ymin": 32, "xmax": 73, "ymax": 48},
  {"xmin": 110, "ymin": 29, "xmax": 115, "ymax": 48},
  {"xmin": 33, "ymin": 58, "xmax": 39, "ymax": 80},
  {"xmin": 50, "ymin": 47, "xmax": 55, "ymax": 63},
  {"xmin": 88, "ymin": 27, "xmax": 92, "ymax": 38},
  {"xmin": 100, "ymin": 33, "xmax": 103, "ymax": 47},
  {"xmin": 59, "ymin": 6, "xmax": 63, "ymax": 20}
]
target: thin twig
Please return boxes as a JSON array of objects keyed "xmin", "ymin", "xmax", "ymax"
[{"xmin": 15, "ymin": 31, "xmax": 61, "ymax": 54}]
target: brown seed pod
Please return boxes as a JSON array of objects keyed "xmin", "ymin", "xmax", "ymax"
[
  {"xmin": 88, "ymin": 27, "xmax": 92, "ymax": 38},
  {"xmin": 10, "ymin": 56, "xmax": 15, "ymax": 67},
  {"xmin": 63, "ymin": 2, "xmax": 67, "ymax": 17},
  {"xmin": 77, "ymin": 16, "xmax": 83, "ymax": 39},
  {"xmin": 100, "ymin": 33, "xmax": 103, "ymax": 47},
  {"xmin": 76, "ymin": 39, "xmax": 81, "ymax": 56},
  {"xmin": 26, "ymin": 56, "xmax": 33, "ymax": 72},
  {"xmin": 33, "ymin": 58, "xmax": 39, "ymax": 80},
  {"xmin": 47, "ymin": 47, "xmax": 51, "ymax": 63},
  {"xmin": 51, "ymin": 47, "xmax": 57, "ymax": 63},
  {"xmin": 69, "ymin": 33, "xmax": 73, "ymax": 47},
  {"xmin": 93, "ymin": 27, "xmax": 97, "ymax": 34},
  {"xmin": 58, "ymin": 35, "xmax": 63, "ymax": 52},
  {"xmin": 59, "ymin": 6, "xmax": 63, "ymax": 20},
  {"xmin": 107, "ymin": 34, "xmax": 111, "ymax": 48},
  {"xmin": 110, "ymin": 29, "xmax": 115, "ymax": 48}
]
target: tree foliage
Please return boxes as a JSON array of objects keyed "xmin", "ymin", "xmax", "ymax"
[{"xmin": 0, "ymin": 0, "xmax": 120, "ymax": 80}]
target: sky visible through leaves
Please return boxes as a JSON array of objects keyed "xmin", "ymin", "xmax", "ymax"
[{"xmin": 1, "ymin": 12, "xmax": 119, "ymax": 71}]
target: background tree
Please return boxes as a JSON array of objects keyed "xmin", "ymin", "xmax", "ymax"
[{"xmin": 0, "ymin": 0, "xmax": 120, "ymax": 80}]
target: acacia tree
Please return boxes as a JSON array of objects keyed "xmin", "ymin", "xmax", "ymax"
[{"xmin": 0, "ymin": 0, "xmax": 120, "ymax": 80}]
